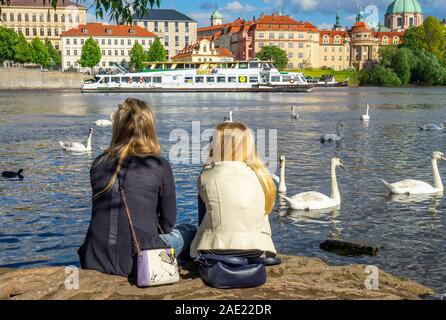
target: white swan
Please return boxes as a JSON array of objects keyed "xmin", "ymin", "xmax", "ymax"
[
  {"xmin": 94, "ymin": 112, "xmax": 114, "ymax": 127},
  {"xmin": 418, "ymin": 122, "xmax": 445, "ymax": 131},
  {"xmin": 280, "ymin": 157, "xmax": 345, "ymax": 211},
  {"xmin": 361, "ymin": 105, "xmax": 370, "ymax": 121},
  {"xmin": 381, "ymin": 151, "xmax": 445, "ymax": 195},
  {"xmin": 224, "ymin": 111, "xmax": 233, "ymax": 123},
  {"xmin": 291, "ymin": 107, "xmax": 299, "ymax": 119},
  {"xmin": 60, "ymin": 128, "xmax": 93, "ymax": 152},
  {"xmin": 321, "ymin": 122, "xmax": 344, "ymax": 143},
  {"xmin": 271, "ymin": 155, "xmax": 287, "ymax": 193}
]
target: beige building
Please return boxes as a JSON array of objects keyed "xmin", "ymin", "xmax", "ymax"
[
  {"xmin": 0, "ymin": 0, "xmax": 87, "ymax": 50},
  {"xmin": 61, "ymin": 23, "xmax": 157, "ymax": 70},
  {"xmin": 319, "ymin": 31, "xmax": 351, "ymax": 71},
  {"xmin": 133, "ymin": 9, "xmax": 197, "ymax": 60},
  {"xmin": 171, "ymin": 38, "xmax": 233, "ymax": 63}
]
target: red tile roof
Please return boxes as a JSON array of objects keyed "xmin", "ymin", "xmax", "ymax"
[
  {"xmin": 250, "ymin": 15, "xmax": 318, "ymax": 32},
  {"xmin": 319, "ymin": 30, "xmax": 350, "ymax": 45},
  {"xmin": 7, "ymin": 0, "xmax": 85, "ymax": 8},
  {"xmin": 61, "ymin": 23, "xmax": 157, "ymax": 38},
  {"xmin": 351, "ymin": 21, "xmax": 371, "ymax": 32}
]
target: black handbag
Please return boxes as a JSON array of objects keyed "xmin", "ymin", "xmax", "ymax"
[{"xmin": 195, "ymin": 254, "xmax": 282, "ymax": 289}]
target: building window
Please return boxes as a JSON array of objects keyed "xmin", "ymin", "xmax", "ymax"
[
  {"xmin": 393, "ymin": 37, "xmax": 399, "ymax": 45},
  {"xmin": 269, "ymin": 33, "xmax": 274, "ymax": 40},
  {"xmin": 289, "ymin": 33, "xmax": 294, "ymax": 39},
  {"xmin": 409, "ymin": 17, "xmax": 414, "ymax": 26},
  {"xmin": 334, "ymin": 36, "xmax": 341, "ymax": 44},
  {"xmin": 69, "ymin": 14, "xmax": 73, "ymax": 23},
  {"xmin": 17, "ymin": 13, "xmax": 22, "ymax": 22},
  {"xmin": 298, "ymin": 42, "xmax": 304, "ymax": 49},
  {"xmin": 61, "ymin": 14, "xmax": 65, "ymax": 22},
  {"xmin": 298, "ymin": 33, "xmax": 304, "ymax": 39},
  {"xmin": 279, "ymin": 33, "xmax": 284, "ymax": 40},
  {"xmin": 128, "ymin": 39, "xmax": 131, "ymax": 45},
  {"xmin": 142, "ymin": 39, "xmax": 145, "ymax": 45},
  {"xmin": 154, "ymin": 21, "xmax": 159, "ymax": 32},
  {"xmin": 55, "ymin": 43, "xmax": 59, "ymax": 50},
  {"xmin": 25, "ymin": 13, "xmax": 29, "ymax": 22},
  {"xmin": 185, "ymin": 36, "xmax": 189, "ymax": 46},
  {"xmin": 40, "ymin": 28, "xmax": 44, "ymax": 36},
  {"xmin": 279, "ymin": 42, "xmax": 284, "ymax": 48},
  {"xmin": 10, "ymin": 13, "xmax": 14, "ymax": 21},
  {"xmin": 298, "ymin": 52, "xmax": 304, "ymax": 58},
  {"xmin": 144, "ymin": 21, "xmax": 148, "ymax": 29},
  {"xmin": 323, "ymin": 35, "xmax": 329, "ymax": 44},
  {"xmin": 73, "ymin": 39, "xmax": 77, "ymax": 45},
  {"xmin": 175, "ymin": 36, "xmax": 179, "ymax": 47},
  {"xmin": 121, "ymin": 50, "xmax": 124, "ymax": 56},
  {"xmin": 397, "ymin": 17, "xmax": 402, "ymax": 26},
  {"xmin": 108, "ymin": 50, "xmax": 111, "ymax": 55},
  {"xmin": 74, "ymin": 50, "xmax": 78, "ymax": 56},
  {"xmin": 175, "ymin": 22, "xmax": 179, "ymax": 33},
  {"xmin": 164, "ymin": 21, "xmax": 169, "ymax": 32},
  {"xmin": 259, "ymin": 42, "xmax": 265, "ymax": 48},
  {"xmin": 55, "ymin": 29, "xmax": 59, "ymax": 36},
  {"xmin": 66, "ymin": 39, "xmax": 70, "ymax": 45},
  {"xmin": 66, "ymin": 50, "xmax": 70, "ymax": 56},
  {"xmin": 258, "ymin": 33, "xmax": 264, "ymax": 39},
  {"xmin": 76, "ymin": 15, "xmax": 79, "ymax": 23},
  {"xmin": 54, "ymin": 14, "xmax": 58, "ymax": 22},
  {"xmin": 121, "ymin": 39, "xmax": 124, "ymax": 45},
  {"xmin": 108, "ymin": 39, "xmax": 111, "ymax": 45},
  {"xmin": 288, "ymin": 42, "xmax": 293, "ymax": 48},
  {"xmin": 18, "ymin": 28, "xmax": 22, "ymax": 34},
  {"xmin": 164, "ymin": 36, "xmax": 169, "ymax": 47},
  {"xmin": 33, "ymin": 28, "xmax": 37, "ymax": 36},
  {"xmin": 32, "ymin": 13, "xmax": 36, "ymax": 22},
  {"xmin": 40, "ymin": 13, "xmax": 44, "ymax": 22},
  {"xmin": 81, "ymin": 39, "xmax": 84, "ymax": 45},
  {"xmin": 102, "ymin": 50, "xmax": 105, "ymax": 55},
  {"xmin": 101, "ymin": 39, "xmax": 105, "ymax": 45},
  {"xmin": 339, "ymin": 56, "xmax": 343, "ymax": 61},
  {"xmin": 47, "ymin": 13, "xmax": 50, "ymax": 22},
  {"xmin": 25, "ymin": 28, "xmax": 29, "ymax": 36},
  {"xmin": 382, "ymin": 36, "xmax": 388, "ymax": 45},
  {"xmin": 2, "ymin": 13, "xmax": 6, "ymax": 21},
  {"xmin": 288, "ymin": 52, "xmax": 293, "ymax": 58},
  {"xmin": 114, "ymin": 39, "xmax": 118, "ymax": 45},
  {"xmin": 115, "ymin": 50, "xmax": 118, "ymax": 56}
]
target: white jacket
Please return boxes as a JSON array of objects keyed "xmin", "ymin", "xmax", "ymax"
[{"xmin": 190, "ymin": 161, "xmax": 277, "ymax": 257}]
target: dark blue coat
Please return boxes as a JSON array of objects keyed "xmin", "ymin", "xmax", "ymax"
[{"xmin": 78, "ymin": 154, "xmax": 177, "ymax": 277}]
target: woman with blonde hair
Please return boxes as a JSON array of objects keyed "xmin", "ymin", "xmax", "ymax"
[
  {"xmin": 190, "ymin": 122, "xmax": 277, "ymax": 258},
  {"xmin": 78, "ymin": 98, "xmax": 196, "ymax": 277}
]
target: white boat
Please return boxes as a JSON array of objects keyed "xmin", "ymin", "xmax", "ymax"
[
  {"xmin": 306, "ymin": 74, "xmax": 349, "ymax": 87},
  {"xmin": 82, "ymin": 61, "xmax": 314, "ymax": 93}
]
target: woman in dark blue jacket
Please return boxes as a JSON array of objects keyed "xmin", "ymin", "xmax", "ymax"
[{"xmin": 78, "ymin": 98, "xmax": 196, "ymax": 277}]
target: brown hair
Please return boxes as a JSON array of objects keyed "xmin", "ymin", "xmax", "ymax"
[
  {"xmin": 205, "ymin": 122, "xmax": 276, "ymax": 214},
  {"xmin": 94, "ymin": 98, "xmax": 161, "ymax": 199}
]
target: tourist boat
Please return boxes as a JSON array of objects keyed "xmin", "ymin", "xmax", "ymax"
[
  {"xmin": 81, "ymin": 61, "xmax": 314, "ymax": 93},
  {"xmin": 306, "ymin": 74, "xmax": 349, "ymax": 87}
]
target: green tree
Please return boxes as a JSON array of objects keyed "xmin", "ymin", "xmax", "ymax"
[
  {"xmin": 379, "ymin": 45, "xmax": 399, "ymax": 68},
  {"xmin": 0, "ymin": 26, "xmax": 18, "ymax": 62},
  {"xmin": 14, "ymin": 33, "xmax": 31, "ymax": 63},
  {"xmin": 30, "ymin": 37, "xmax": 50, "ymax": 67},
  {"xmin": 79, "ymin": 37, "xmax": 101, "ymax": 70},
  {"xmin": 411, "ymin": 48, "xmax": 446, "ymax": 85},
  {"xmin": 146, "ymin": 38, "xmax": 166, "ymax": 62},
  {"xmin": 129, "ymin": 42, "xmax": 146, "ymax": 71},
  {"xmin": 45, "ymin": 38, "xmax": 61, "ymax": 68},
  {"xmin": 0, "ymin": 0, "xmax": 161, "ymax": 24},
  {"xmin": 256, "ymin": 45, "xmax": 288, "ymax": 70},
  {"xmin": 360, "ymin": 65, "xmax": 402, "ymax": 86},
  {"xmin": 391, "ymin": 47, "xmax": 416, "ymax": 85}
]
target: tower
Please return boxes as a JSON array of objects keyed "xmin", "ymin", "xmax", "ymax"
[
  {"xmin": 333, "ymin": 4, "xmax": 343, "ymax": 30},
  {"xmin": 211, "ymin": 6, "xmax": 223, "ymax": 26}
]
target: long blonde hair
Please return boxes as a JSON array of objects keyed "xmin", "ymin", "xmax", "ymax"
[
  {"xmin": 94, "ymin": 98, "xmax": 161, "ymax": 199},
  {"xmin": 205, "ymin": 122, "xmax": 276, "ymax": 214}
]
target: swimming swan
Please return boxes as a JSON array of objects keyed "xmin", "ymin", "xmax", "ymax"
[
  {"xmin": 60, "ymin": 128, "xmax": 93, "ymax": 152},
  {"xmin": 418, "ymin": 122, "xmax": 445, "ymax": 131},
  {"xmin": 321, "ymin": 122, "xmax": 344, "ymax": 143},
  {"xmin": 291, "ymin": 107, "xmax": 299, "ymax": 119},
  {"xmin": 361, "ymin": 105, "xmax": 370, "ymax": 121},
  {"xmin": 94, "ymin": 112, "xmax": 114, "ymax": 127},
  {"xmin": 271, "ymin": 155, "xmax": 287, "ymax": 193},
  {"xmin": 280, "ymin": 157, "xmax": 344, "ymax": 211},
  {"xmin": 381, "ymin": 151, "xmax": 445, "ymax": 195}
]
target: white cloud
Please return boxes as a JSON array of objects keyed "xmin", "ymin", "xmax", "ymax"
[
  {"xmin": 224, "ymin": 1, "xmax": 256, "ymax": 13},
  {"xmin": 317, "ymin": 22, "xmax": 332, "ymax": 30}
]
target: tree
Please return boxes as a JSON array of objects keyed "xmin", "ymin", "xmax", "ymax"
[
  {"xmin": 146, "ymin": 38, "xmax": 166, "ymax": 62},
  {"xmin": 129, "ymin": 42, "xmax": 145, "ymax": 71},
  {"xmin": 256, "ymin": 45, "xmax": 288, "ymax": 70},
  {"xmin": 30, "ymin": 37, "xmax": 50, "ymax": 67},
  {"xmin": 0, "ymin": 26, "xmax": 18, "ymax": 62},
  {"xmin": 391, "ymin": 47, "xmax": 416, "ymax": 85},
  {"xmin": 14, "ymin": 33, "xmax": 32, "ymax": 63},
  {"xmin": 360, "ymin": 65, "xmax": 402, "ymax": 86},
  {"xmin": 411, "ymin": 48, "xmax": 446, "ymax": 85},
  {"xmin": 379, "ymin": 45, "xmax": 399, "ymax": 68},
  {"xmin": 45, "ymin": 38, "xmax": 61, "ymax": 68},
  {"xmin": 0, "ymin": 0, "xmax": 160, "ymax": 24},
  {"xmin": 79, "ymin": 37, "xmax": 101, "ymax": 70}
]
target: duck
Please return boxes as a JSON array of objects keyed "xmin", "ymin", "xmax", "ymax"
[
  {"xmin": 361, "ymin": 105, "xmax": 370, "ymax": 121},
  {"xmin": 291, "ymin": 107, "xmax": 299, "ymax": 119},
  {"xmin": 60, "ymin": 128, "xmax": 93, "ymax": 152},
  {"xmin": 418, "ymin": 122, "xmax": 445, "ymax": 131},
  {"xmin": 320, "ymin": 122, "xmax": 344, "ymax": 143},
  {"xmin": 381, "ymin": 151, "xmax": 445, "ymax": 195},
  {"xmin": 2, "ymin": 169, "xmax": 24, "ymax": 180},
  {"xmin": 94, "ymin": 112, "xmax": 114, "ymax": 127},
  {"xmin": 280, "ymin": 157, "xmax": 345, "ymax": 211},
  {"xmin": 224, "ymin": 111, "xmax": 233, "ymax": 123}
]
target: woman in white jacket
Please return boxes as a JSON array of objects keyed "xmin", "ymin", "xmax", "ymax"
[{"xmin": 190, "ymin": 122, "xmax": 277, "ymax": 258}]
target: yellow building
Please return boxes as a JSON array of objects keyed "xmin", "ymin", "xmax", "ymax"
[
  {"xmin": 0, "ymin": 0, "xmax": 87, "ymax": 50},
  {"xmin": 171, "ymin": 38, "xmax": 234, "ymax": 63},
  {"xmin": 318, "ymin": 31, "xmax": 351, "ymax": 71}
]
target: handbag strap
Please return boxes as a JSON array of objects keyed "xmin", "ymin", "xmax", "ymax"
[{"xmin": 195, "ymin": 254, "xmax": 249, "ymax": 266}]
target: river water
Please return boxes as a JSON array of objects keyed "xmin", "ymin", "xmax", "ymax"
[{"xmin": 0, "ymin": 87, "xmax": 445, "ymax": 293}]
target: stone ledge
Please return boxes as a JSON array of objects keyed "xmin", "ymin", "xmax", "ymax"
[{"xmin": 0, "ymin": 255, "xmax": 433, "ymax": 300}]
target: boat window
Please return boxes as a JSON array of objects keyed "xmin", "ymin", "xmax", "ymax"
[
  {"xmin": 132, "ymin": 77, "xmax": 140, "ymax": 83},
  {"xmin": 144, "ymin": 77, "xmax": 151, "ymax": 83},
  {"xmin": 228, "ymin": 77, "xmax": 237, "ymax": 83},
  {"xmin": 111, "ymin": 77, "xmax": 120, "ymax": 83},
  {"xmin": 217, "ymin": 76, "xmax": 226, "ymax": 83},
  {"xmin": 206, "ymin": 77, "xmax": 215, "ymax": 83},
  {"xmin": 282, "ymin": 76, "xmax": 292, "ymax": 82},
  {"xmin": 271, "ymin": 76, "xmax": 281, "ymax": 82},
  {"xmin": 195, "ymin": 76, "xmax": 204, "ymax": 83},
  {"xmin": 249, "ymin": 76, "xmax": 259, "ymax": 83},
  {"xmin": 153, "ymin": 77, "xmax": 162, "ymax": 83},
  {"xmin": 249, "ymin": 62, "xmax": 260, "ymax": 69},
  {"xmin": 239, "ymin": 62, "xmax": 249, "ymax": 69},
  {"xmin": 229, "ymin": 63, "xmax": 237, "ymax": 69},
  {"xmin": 103, "ymin": 77, "xmax": 110, "ymax": 83},
  {"xmin": 185, "ymin": 77, "xmax": 193, "ymax": 83},
  {"xmin": 121, "ymin": 77, "xmax": 130, "ymax": 83}
]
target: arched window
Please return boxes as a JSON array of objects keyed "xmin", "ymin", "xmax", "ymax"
[
  {"xmin": 54, "ymin": 14, "xmax": 58, "ymax": 22},
  {"xmin": 323, "ymin": 35, "xmax": 329, "ymax": 44},
  {"xmin": 68, "ymin": 14, "xmax": 72, "ymax": 23},
  {"xmin": 61, "ymin": 14, "xmax": 65, "ymax": 22},
  {"xmin": 382, "ymin": 36, "xmax": 388, "ymax": 45},
  {"xmin": 47, "ymin": 13, "xmax": 51, "ymax": 22},
  {"xmin": 40, "ymin": 13, "xmax": 44, "ymax": 22},
  {"xmin": 2, "ymin": 13, "xmax": 6, "ymax": 21},
  {"xmin": 25, "ymin": 13, "xmax": 29, "ymax": 22},
  {"xmin": 393, "ymin": 36, "xmax": 399, "ymax": 45},
  {"xmin": 17, "ymin": 13, "xmax": 21, "ymax": 21},
  {"xmin": 334, "ymin": 35, "xmax": 341, "ymax": 44},
  {"xmin": 397, "ymin": 17, "xmax": 402, "ymax": 26},
  {"xmin": 75, "ymin": 15, "xmax": 79, "ymax": 23},
  {"xmin": 409, "ymin": 17, "xmax": 414, "ymax": 26},
  {"xmin": 9, "ymin": 13, "xmax": 14, "ymax": 21},
  {"xmin": 32, "ymin": 13, "xmax": 36, "ymax": 22}
]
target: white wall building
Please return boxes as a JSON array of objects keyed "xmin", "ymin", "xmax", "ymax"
[{"xmin": 61, "ymin": 23, "xmax": 157, "ymax": 70}]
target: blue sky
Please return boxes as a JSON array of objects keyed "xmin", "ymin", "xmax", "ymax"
[{"xmin": 85, "ymin": 0, "xmax": 446, "ymax": 29}]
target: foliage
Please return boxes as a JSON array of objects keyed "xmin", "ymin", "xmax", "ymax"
[
  {"xmin": 391, "ymin": 47, "xmax": 416, "ymax": 85},
  {"xmin": 411, "ymin": 49, "xmax": 446, "ymax": 85},
  {"xmin": 360, "ymin": 65, "xmax": 402, "ymax": 86},
  {"xmin": 30, "ymin": 37, "xmax": 50, "ymax": 67},
  {"xmin": 0, "ymin": 26, "xmax": 18, "ymax": 62},
  {"xmin": 146, "ymin": 38, "xmax": 166, "ymax": 62},
  {"xmin": 14, "ymin": 33, "xmax": 31, "ymax": 63},
  {"xmin": 79, "ymin": 37, "xmax": 101, "ymax": 69},
  {"xmin": 256, "ymin": 45, "xmax": 288, "ymax": 71},
  {"xmin": 0, "ymin": 0, "xmax": 161, "ymax": 24},
  {"xmin": 45, "ymin": 38, "xmax": 61, "ymax": 68},
  {"xmin": 129, "ymin": 42, "xmax": 146, "ymax": 71}
]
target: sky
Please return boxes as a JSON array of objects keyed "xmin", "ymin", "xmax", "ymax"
[{"xmin": 84, "ymin": 0, "xmax": 446, "ymax": 30}]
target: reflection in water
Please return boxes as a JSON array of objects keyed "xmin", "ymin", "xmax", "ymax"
[{"xmin": 1, "ymin": 87, "xmax": 446, "ymax": 292}]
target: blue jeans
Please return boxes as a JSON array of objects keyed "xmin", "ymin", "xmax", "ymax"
[{"xmin": 159, "ymin": 223, "xmax": 197, "ymax": 258}]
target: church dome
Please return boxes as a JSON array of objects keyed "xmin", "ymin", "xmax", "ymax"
[
  {"xmin": 211, "ymin": 9, "xmax": 223, "ymax": 19},
  {"xmin": 386, "ymin": 0, "xmax": 422, "ymax": 15}
]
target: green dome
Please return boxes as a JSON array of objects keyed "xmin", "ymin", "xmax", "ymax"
[
  {"xmin": 211, "ymin": 9, "xmax": 222, "ymax": 19},
  {"xmin": 386, "ymin": 0, "xmax": 422, "ymax": 15}
]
